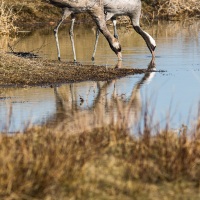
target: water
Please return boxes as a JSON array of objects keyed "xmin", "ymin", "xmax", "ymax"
[{"xmin": 0, "ymin": 20, "xmax": 200, "ymax": 132}]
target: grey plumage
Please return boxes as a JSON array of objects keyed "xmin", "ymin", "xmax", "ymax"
[
  {"xmin": 49, "ymin": 0, "xmax": 156, "ymax": 62},
  {"xmin": 92, "ymin": 0, "xmax": 156, "ymax": 60},
  {"xmin": 49, "ymin": 0, "xmax": 122, "ymax": 62}
]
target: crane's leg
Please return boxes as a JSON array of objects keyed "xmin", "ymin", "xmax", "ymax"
[
  {"xmin": 111, "ymin": 17, "xmax": 118, "ymax": 39},
  {"xmin": 91, "ymin": 14, "xmax": 118, "ymax": 61},
  {"xmin": 69, "ymin": 14, "xmax": 77, "ymax": 62},
  {"xmin": 54, "ymin": 18, "xmax": 65, "ymax": 61},
  {"xmin": 54, "ymin": 9, "xmax": 71, "ymax": 61},
  {"xmin": 91, "ymin": 28, "xmax": 100, "ymax": 61},
  {"xmin": 91, "ymin": 10, "xmax": 108, "ymax": 61},
  {"xmin": 89, "ymin": 7, "xmax": 122, "ymax": 61},
  {"xmin": 105, "ymin": 13, "xmax": 118, "ymax": 39}
]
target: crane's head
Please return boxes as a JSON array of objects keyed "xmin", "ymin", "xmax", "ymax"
[
  {"xmin": 110, "ymin": 38, "xmax": 122, "ymax": 61},
  {"xmin": 143, "ymin": 31, "xmax": 156, "ymax": 57}
]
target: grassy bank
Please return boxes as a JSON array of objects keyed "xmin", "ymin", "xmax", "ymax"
[{"xmin": 0, "ymin": 116, "xmax": 200, "ymax": 199}]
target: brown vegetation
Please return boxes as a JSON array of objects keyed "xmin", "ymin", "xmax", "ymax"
[
  {"xmin": 0, "ymin": 1, "xmax": 200, "ymax": 199},
  {"xmin": 0, "ymin": 0, "xmax": 18, "ymax": 35},
  {"xmin": 0, "ymin": 112, "xmax": 200, "ymax": 199},
  {"xmin": 1, "ymin": 0, "xmax": 200, "ymax": 36},
  {"xmin": 142, "ymin": 0, "xmax": 200, "ymax": 21},
  {"xmin": 3, "ymin": 0, "xmax": 60, "ymax": 25}
]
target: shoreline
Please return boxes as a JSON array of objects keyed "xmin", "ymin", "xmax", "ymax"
[{"xmin": 0, "ymin": 53, "xmax": 153, "ymax": 87}]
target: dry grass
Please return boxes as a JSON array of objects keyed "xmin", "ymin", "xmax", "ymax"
[
  {"xmin": 0, "ymin": 105, "xmax": 200, "ymax": 199},
  {"xmin": 0, "ymin": 0, "xmax": 61, "ymax": 34},
  {"xmin": 0, "ymin": 0, "xmax": 200, "ymax": 36},
  {"xmin": 0, "ymin": 2, "xmax": 200, "ymax": 197},
  {"xmin": 0, "ymin": 0, "xmax": 18, "ymax": 35},
  {"xmin": 142, "ymin": 0, "xmax": 200, "ymax": 20}
]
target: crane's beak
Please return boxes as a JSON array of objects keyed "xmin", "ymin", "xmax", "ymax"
[
  {"xmin": 117, "ymin": 52, "xmax": 122, "ymax": 61},
  {"xmin": 152, "ymin": 51, "xmax": 155, "ymax": 59}
]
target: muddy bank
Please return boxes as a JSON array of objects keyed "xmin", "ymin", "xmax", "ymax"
[{"xmin": 0, "ymin": 53, "xmax": 154, "ymax": 87}]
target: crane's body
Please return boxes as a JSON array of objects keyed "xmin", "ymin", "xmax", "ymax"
[
  {"xmin": 49, "ymin": 0, "xmax": 122, "ymax": 61},
  {"xmin": 49, "ymin": 0, "xmax": 156, "ymax": 62}
]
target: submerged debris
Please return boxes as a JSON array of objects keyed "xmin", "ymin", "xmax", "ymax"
[
  {"xmin": 7, "ymin": 44, "xmax": 39, "ymax": 58},
  {"xmin": 7, "ymin": 51, "xmax": 39, "ymax": 58}
]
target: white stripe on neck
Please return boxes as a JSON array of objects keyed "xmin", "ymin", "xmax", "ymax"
[{"xmin": 143, "ymin": 31, "xmax": 156, "ymax": 47}]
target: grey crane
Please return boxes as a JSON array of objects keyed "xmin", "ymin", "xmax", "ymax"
[
  {"xmin": 92, "ymin": 0, "xmax": 156, "ymax": 60},
  {"xmin": 49, "ymin": 0, "xmax": 156, "ymax": 62},
  {"xmin": 49, "ymin": 0, "xmax": 122, "ymax": 61}
]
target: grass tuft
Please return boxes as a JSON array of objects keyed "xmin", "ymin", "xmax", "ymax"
[
  {"xmin": 142, "ymin": 0, "xmax": 200, "ymax": 20},
  {"xmin": 0, "ymin": 114, "xmax": 200, "ymax": 199},
  {"xmin": 0, "ymin": 0, "xmax": 18, "ymax": 35}
]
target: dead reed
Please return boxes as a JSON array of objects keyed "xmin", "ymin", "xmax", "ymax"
[
  {"xmin": 1, "ymin": 0, "xmax": 200, "ymax": 35},
  {"xmin": 0, "ymin": 0, "xmax": 61, "ymax": 27},
  {"xmin": 142, "ymin": 0, "xmax": 200, "ymax": 20},
  {"xmin": 0, "ymin": 0, "xmax": 18, "ymax": 35},
  {"xmin": 0, "ymin": 111, "xmax": 200, "ymax": 199}
]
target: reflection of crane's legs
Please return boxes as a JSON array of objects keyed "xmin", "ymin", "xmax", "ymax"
[{"xmin": 70, "ymin": 83, "xmax": 74, "ymax": 102}]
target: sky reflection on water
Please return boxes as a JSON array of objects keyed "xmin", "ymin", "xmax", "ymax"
[{"xmin": 0, "ymin": 20, "xmax": 200, "ymax": 132}]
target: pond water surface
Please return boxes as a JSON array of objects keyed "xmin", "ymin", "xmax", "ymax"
[{"xmin": 0, "ymin": 20, "xmax": 200, "ymax": 132}]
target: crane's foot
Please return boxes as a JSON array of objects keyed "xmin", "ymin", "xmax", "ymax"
[
  {"xmin": 73, "ymin": 60, "xmax": 82, "ymax": 66},
  {"xmin": 114, "ymin": 34, "xmax": 119, "ymax": 39}
]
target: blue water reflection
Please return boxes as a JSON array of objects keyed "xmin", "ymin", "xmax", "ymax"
[{"xmin": 0, "ymin": 20, "xmax": 200, "ymax": 132}]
